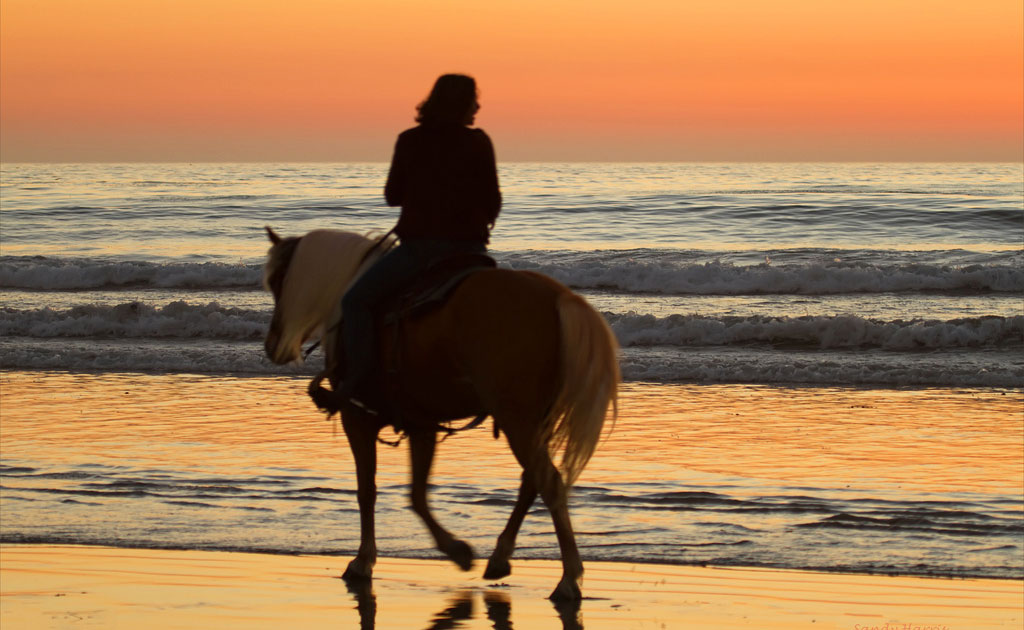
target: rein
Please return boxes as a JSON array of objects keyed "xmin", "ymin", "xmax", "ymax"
[
  {"xmin": 379, "ymin": 415, "xmax": 489, "ymax": 447},
  {"xmin": 364, "ymin": 228, "xmax": 398, "ymax": 263},
  {"xmin": 437, "ymin": 414, "xmax": 489, "ymax": 442},
  {"xmin": 303, "ymin": 341, "xmax": 322, "ymax": 360}
]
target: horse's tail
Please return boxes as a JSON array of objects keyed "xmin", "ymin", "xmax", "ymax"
[{"xmin": 546, "ymin": 291, "xmax": 620, "ymax": 487}]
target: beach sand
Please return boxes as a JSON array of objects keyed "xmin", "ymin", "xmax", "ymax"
[{"xmin": 1, "ymin": 544, "xmax": 1021, "ymax": 629}]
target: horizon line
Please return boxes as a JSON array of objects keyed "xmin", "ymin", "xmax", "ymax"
[{"xmin": 3, "ymin": 159, "xmax": 1022, "ymax": 166}]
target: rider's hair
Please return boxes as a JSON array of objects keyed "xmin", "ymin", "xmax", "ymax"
[{"xmin": 415, "ymin": 74, "xmax": 478, "ymax": 126}]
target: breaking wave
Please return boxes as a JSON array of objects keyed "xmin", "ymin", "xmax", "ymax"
[
  {"xmin": 4, "ymin": 301, "xmax": 1019, "ymax": 351},
  {"xmin": 0, "ymin": 301, "xmax": 267, "ymax": 339},
  {"xmin": 505, "ymin": 254, "xmax": 1024, "ymax": 295},
  {"xmin": 0, "ymin": 257, "xmax": 262, "ymax": 290},
  {"xmin": 608, "ymin": 312, "xmax": 1024, "ymax": 350},
  {"xmin": 3, "ymin": 253, "xmax": 1021, "ymax": 294}
]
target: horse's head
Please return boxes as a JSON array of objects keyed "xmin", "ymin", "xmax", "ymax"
[
  {"xmin": 263, "ymin": 227, "xmax": 304, "ymax": 363},
  {"xmin": 262, "ymin": 226, "xmax": 384, "ymax": 364}
]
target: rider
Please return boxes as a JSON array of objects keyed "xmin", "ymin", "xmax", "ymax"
[{"xmin": 338, "ymin": 73, "xmax": 501, "ymax": 409}]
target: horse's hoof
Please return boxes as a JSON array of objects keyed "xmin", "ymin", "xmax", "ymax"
[
  {"xmin": 445, "ymin": 540, "xmax": 475, "ymax": 572},
  {"xmin": 548, "ymin": 577, "xmax": 582, "ymax": 602},
  {"xmin": 483, "ymin": 557, "xmax": 512, "ymax": 580},
  {"xmin": 342, "ymin": 558, "xmax": 374, "ymax": 583}
]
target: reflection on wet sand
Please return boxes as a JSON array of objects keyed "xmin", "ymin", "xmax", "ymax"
[
  {"xmin": 346, "ymin": 582, "xmax": 583, "ymax": 630},
  {"xmin": 346, "ymin": 580, "xmax": 377, "ymax": 629}
]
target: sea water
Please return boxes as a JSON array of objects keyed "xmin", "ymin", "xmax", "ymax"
[{"xmin": 0, "ymin": 162, "xmax": 1021, "ymax": 578}]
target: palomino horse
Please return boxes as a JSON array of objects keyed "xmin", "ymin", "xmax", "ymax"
[{"xmin": 262, "ymin": 228, "xmax": 619, "ymax": 601}]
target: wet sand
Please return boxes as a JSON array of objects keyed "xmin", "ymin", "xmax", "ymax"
[
  {"xmin": 2, "ymin": 544, "xmax": 1021, "ymax": 629},
  {"xmin": 2, "ymin": 373, "xmax": 1022, "ymax": 627}
]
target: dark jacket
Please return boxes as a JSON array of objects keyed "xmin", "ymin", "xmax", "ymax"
[{"xmin": 384, "ymin": 124, "xmax": 501, "ymax": 244}]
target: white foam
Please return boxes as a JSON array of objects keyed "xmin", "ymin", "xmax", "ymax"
[
  {"xmin": 608, "ymin": 312, "xmax": 1023, "ymax": 350},
  {"xmin": 503, "ymin": 256, "xmax": 1024, "ymax": 295},
  {"xmin": 0, "ymin": 338, "xmax": 307, "ymax": 375},
  {"xmin": 0, "ymin": 259, "xmax": 262, "ymax": 290},
  {"xmin": 618, "ymin": 347, "xmax": 1024, "ymax": 389},
  {"xmin": 2, "ymin": 338, "xmax": 1018, "ymax": 388},
  {"xmin": 3, "ymin": 297, "xmax": 1021, "ymax": 355},
  {"xmin": 3, "ymin": 254, "xmax": 1021, "ymax": 295},
  {"xmin": 0, "ymin": 301, "xmax": 268, "ymax": 339}
]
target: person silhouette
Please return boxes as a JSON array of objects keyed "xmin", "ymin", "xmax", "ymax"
[{"xmin": 338, "ymin": 73, "xmax": 501, "ymax": 409}]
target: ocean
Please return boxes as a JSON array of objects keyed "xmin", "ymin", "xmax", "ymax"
[{"xmin": 1, "ymin": 161, "xmax": 1022, "ymax": 579}]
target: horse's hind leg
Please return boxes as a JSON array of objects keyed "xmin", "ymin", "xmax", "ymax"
[
  {"xmin": 483, "ymin": 471, "xmax": 536, "ymax": 580},
  {"xmin": 502, "ymin": 426, "xmax": 583, "ymax": 601},
  {"xmin": 408, "ymin": 430, "xmax": 475, "ymax": 571},
  {"xmin": 533, "ymin": 454, "xmax": 584, "ymax": 601},
  {"xmin": 341, "ymin": 410, "xmax": 380, "ymax": 583}
]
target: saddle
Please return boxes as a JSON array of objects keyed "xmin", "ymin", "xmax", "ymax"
[
  {"xmin": 382, "ymin": 252, "xmax": 497, "ymax": 321},
  {"xmin": 311, "ymin": 252, "xmax": 497, "ymax": 429}
]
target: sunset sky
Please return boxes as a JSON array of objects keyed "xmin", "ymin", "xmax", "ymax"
[{"xmin": 1, "ymin": 0, "xmax": 1021, "ymax": 162}]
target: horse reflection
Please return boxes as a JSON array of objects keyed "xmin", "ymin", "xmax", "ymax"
[
  {"xmin": 345, "ymin": 579, "xmax": 376, "ymax": 629},
  {"xmin": 344, "ymin": 585, "xmax": 583, "ymax": 630},
  {"xmin": 427, "ymin": 591, "xmax": 474, "ymax": 630},
  {"xmin": 483, "ymin": 591, "xmax": 511, "ymax": 629}
]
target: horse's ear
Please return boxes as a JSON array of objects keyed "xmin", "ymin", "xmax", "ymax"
[{"xmin": 265, "ymin": 226, "xmax": 282, "ymax": 245}]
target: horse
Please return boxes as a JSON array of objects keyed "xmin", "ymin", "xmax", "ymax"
[{"xmin": 262, "ymin": 227, "xmax": 619, "ymax": 601}]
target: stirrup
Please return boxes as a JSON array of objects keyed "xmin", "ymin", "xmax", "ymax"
[
  {"xmin": 308, "ymin": 373, "xmax": 342, "ymax": 416},
  {"xmin": 307, "ymin": 372, "xmax": 380, "ymax": 417}
]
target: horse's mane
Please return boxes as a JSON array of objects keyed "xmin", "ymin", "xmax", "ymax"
[
  {"xmin": 264, "ymin": 229, "xmax": 396, "ymax": 292},
  {"xmin": 263, "ymin": 228, "xmax": 396, "ymax": 364}
]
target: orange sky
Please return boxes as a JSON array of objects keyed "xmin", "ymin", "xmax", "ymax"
[{"xmin": 1, "ymin": 0, "xmax": 1021, "ymax": 162}]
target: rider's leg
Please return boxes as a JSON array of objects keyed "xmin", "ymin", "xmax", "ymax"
[
  {"xmin": 339, "ymin": 244, "xmax": 420, "ymax": 399},
  {"xmin": 338, "ymin": 238, "xmax": 487, "ymax": 402}
]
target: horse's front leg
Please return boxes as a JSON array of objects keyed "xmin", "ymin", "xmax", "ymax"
[
  {"xmin": 484, "ymin": 471, "xmax": 536, "ymax": 580},
  {"xmin": 409, "ymin": 430, "xmax": 474, "ymax": 571},
  {"xmin": 341, "ymin": 409, "xmax": 380, "ymax": 583}
]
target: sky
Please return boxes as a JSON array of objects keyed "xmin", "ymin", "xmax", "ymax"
[{"xmin": 1, "ymin": 0, "xmax": 1022, "ymax": 162}]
